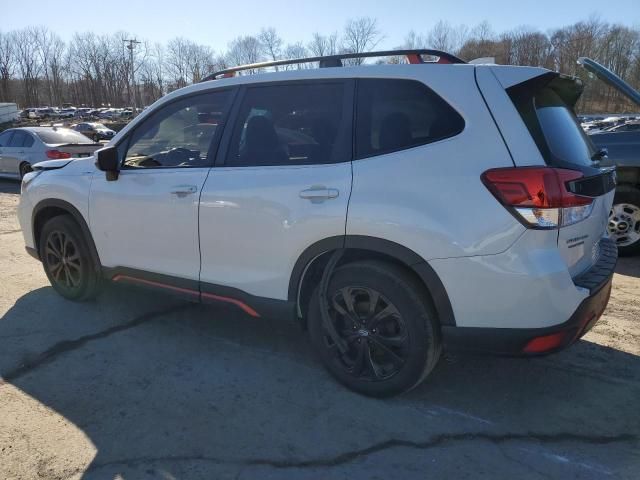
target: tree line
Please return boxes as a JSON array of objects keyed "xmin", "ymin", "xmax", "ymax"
[{"xmin": 0, "ymin": 16, "xmax": 638, "ymax": 113}]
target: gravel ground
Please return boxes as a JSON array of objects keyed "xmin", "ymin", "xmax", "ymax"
[{"xmin": 0, "ymin": 178, "xmax": 638, "ymax": 479}]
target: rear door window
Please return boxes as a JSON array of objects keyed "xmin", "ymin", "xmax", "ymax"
[
  {"xmin": 22, "ymin": 133, "xmax": 34, "ymax": 148},
  {"xmin": 355, "ymin": 79, "xmax": 464, "ymax": 159},
  {"xmin": 225, "ymin": 81, "xmax": 351, "ymax": 167},
  {"xmin": 8, "ymin": 131, "xmax": 27, "ymax": 147}
]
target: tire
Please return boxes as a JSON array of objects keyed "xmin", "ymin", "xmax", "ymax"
[
  {"xmin": 39, "ymin": 215, "xmax": 101, "ymax": 301},
  {"xmin": 19, "ymin": 162, "xmax": 32, "ymax": 180},
  {"xmin": 308, "ymin": 260, "xmax": 442, "ymax": 397},
  {"xmin": 609, "ymin": 186, "xmax": 640, "ymax": 256}
]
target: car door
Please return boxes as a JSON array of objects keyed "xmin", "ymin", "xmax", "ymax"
[
  {"xmin": 0, "ymin": 130, "xmax": 14, "ymax": 173},
  {"xmin": 3, "ymin": 130, "xmax": 29, "ymax": 175},
  {"xmin": 90, "ymin": 88, "xmax": 236, "ymax": 288},
  {"xmin": 199, "ymin": 80, "xmax": 354, "ymax": 304}
]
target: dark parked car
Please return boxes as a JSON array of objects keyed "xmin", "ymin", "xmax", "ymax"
[
  {"xmin": 579, "ymin": 58, "xmax": 640, "ymax": 255},
  {"xmin": 72, "ymin": 122, "xmax": 116, "ymax": 141}
]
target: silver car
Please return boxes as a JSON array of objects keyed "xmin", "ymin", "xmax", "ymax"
[{"xmin": 0, "ymin": 127, "xmax": 101, "ymax": 179}]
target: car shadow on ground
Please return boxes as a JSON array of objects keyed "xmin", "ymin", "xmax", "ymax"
[
  {"xmin": 0, "ymin": 178, "xmax": 20, "ymax": 194},
  {"xmin": 615, "ymin": 255, "xmax": 640, "ymax": 278},
  {"xmin": 1, "ymin": 282, "xmax": 639, "ymax": 479}
]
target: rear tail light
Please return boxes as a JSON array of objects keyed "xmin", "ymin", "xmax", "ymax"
[
  {"xmin": 481, "ymin": 167, "xmax": 594, "ymax": 229},
  {"xmin": 46, "ymin": 149, "xmax": 72, "ymax": 159}
]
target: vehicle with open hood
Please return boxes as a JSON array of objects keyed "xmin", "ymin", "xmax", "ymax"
[{"xmin": 579, "ymin": 57, "xmax": 640, "ymax": 255}]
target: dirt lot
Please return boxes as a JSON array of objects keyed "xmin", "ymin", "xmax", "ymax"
[{"xmin": 0, "ymin": 178, "xmax": 638, "ymax": 479}]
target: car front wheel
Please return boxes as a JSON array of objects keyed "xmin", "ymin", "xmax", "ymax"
[
  {"xmin": 308, "ymin": 260, "xmax": 441, "ymax": 397},
  {"xmin": 39, "ymin": 215, "xmax": 101, "ymax": 301}
]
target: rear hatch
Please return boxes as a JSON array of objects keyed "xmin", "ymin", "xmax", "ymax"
[
  {"xmin": 578, "ymin": 57, "xmax": 640, "ymax": 170},
  {"xmin": 577, "ymin": 57, "xmax": 640, "ymax": 106},
  {"xmin": 506, "ymin": 73, "xmax": 616, "ymax": 277}
]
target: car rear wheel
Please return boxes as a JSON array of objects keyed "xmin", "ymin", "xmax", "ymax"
[
  {"xmin": 39, "ymin": 215, "xmax": 101, "ymax": 301},
  {"xmin": 308, "ymin": 260, "xmax": 441, "ymax": 397},
  {"xmin": 608, "ymin": 186, "xmax": 640, "ymax": 256}
]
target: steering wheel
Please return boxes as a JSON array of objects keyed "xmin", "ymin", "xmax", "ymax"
[{"xmin": 166, "ymin": 147, "xmax": 193, "ymax": 165}]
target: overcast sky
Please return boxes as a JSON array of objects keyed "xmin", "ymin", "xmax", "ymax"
[{"xmin": 3, "ymin": 0, "xmax": 639, "ymax": 50}]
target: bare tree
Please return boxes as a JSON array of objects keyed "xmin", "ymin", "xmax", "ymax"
[
  {"xmin": 428, "ymin": 21, "xmax": 458, "ymax": 52},
  {"xmin": 0, "ymin": 31, "xmax": 16, "ymax": 102},
  {"xmin": 402, "ymin": 30, "xmax": 428, "ymax": 50},
  {"xmin": 226, "ymin": 35, "xmax": 263, "ymax": 71},
  {"xmin": 308, "ymin": 32, "xmax": 339, "ymax": 57},
  {"xmin": 14, "ymin": 27, "xmax": 44, "ymax": 106},
  {"xmin": 1, "ymin": 16, "xmax": 639, "ymax": 114},
  {"xmin": 259, "ymin": 27, "xmax": 282, "ymax": 66},
  {"xmin": 281, "ymin": 43, "xmax": 309, "ymax": 69},
  {"xmin": 342, "ymin": 17, "xmax": 382, "ymax": 64},
  {"xmin": 165, "ymin": 37, "xmax": 191, "ymax": 89},
  {"xmin": 139, "ymin": 42, "xmax": 166, "ymax": 104},
  {"xmin": 500, "ymin": 27, "xmax": 552, "ymax": 67}
]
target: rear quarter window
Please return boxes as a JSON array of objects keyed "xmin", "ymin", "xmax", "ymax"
[
  {"xmin": 508, "ymin": 76, "xmax": 596, "ymax": 168},
  {"xmin": 355, "ymin": 78, "xmax": 464, "ymax": 159}
]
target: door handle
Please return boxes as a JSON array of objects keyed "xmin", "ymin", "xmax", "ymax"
[
  {"xmin": 299, "ymin": 186, "xmax": 339, "ymax": 202},
  {"xmin": 170, "ymin": 185, "xmax": 198, "ymax": 197}
]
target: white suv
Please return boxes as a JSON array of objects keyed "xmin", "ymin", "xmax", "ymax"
[{"xmin": 17, "ymin": 50, "xmax": 618, "ymax": 396}]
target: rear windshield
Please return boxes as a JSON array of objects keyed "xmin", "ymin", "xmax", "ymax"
[
  {"xmin": 36, "ymin": 128, "xmax": 93, "ymax": 145},
  {"xmin": 509, "ymin": 76, "xmax": 596, "ymax": 167}
]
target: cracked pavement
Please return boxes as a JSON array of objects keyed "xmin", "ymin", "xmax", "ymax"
[{"xmin": 0, "ymin": 178, "xmax": 639, "ymax": 479}]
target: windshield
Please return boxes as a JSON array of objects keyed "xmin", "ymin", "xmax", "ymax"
[{"xmin": 35, "ymin": 128, "xmax": 93, "ymax": 145}]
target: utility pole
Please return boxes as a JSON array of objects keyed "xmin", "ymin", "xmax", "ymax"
[{"xmin": 123, "ymin": 38, "xmax": 141, "ymax": 115}]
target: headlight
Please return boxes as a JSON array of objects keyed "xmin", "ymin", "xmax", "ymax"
[{"xmin": 21, "ymin": 170, "xmax": 42, "ymax": 194}]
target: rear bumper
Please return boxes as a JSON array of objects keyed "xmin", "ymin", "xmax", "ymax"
[{"xmin": 442, "ymin": 238, "xmax": 617, "ymax": 355}]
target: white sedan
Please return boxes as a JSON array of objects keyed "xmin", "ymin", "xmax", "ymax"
[{"xmin": 0, "ymin": 127, "xmax": 101, "ymax": 179}]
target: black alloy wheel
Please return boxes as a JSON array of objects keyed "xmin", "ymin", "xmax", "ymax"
[
  {"xmin": 39, "ymin": 215, "xmax": 101, "ymax": 301},
  {"xmin": 44, "ymin": 229, "xmax": 83, "ymax": 294},
  {"xmin": 327, "ymin": 286, "xmax": 409, "ymax": 381},
  {"xmin": 308, "ymin": 260, "xmax": 441, "ymax": 397}
]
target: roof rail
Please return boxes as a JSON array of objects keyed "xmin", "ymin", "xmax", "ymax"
[{"xmin": 201, "ymin": 49, "xmax": 466, "ymax": 82}]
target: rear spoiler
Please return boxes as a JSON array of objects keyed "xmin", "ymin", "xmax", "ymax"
[
  {"xmin": 54, "ymin": 143, "xmax": 102, "ymax": 148},
  {"xmin": 507, "ymin": 72, "xmax": 583, "ymax": 109}
]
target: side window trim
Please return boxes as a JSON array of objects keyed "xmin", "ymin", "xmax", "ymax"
[
  {"xmin": 214, "ymin": 85, "xmax": 246, "ymax": 167},
  {"xmin": 218, "ymin": 79, "xmax": 355, "ymax": 168},
  {"xmin": 117, "ymin": 86, "xmax": 238, "ymax": 171}
]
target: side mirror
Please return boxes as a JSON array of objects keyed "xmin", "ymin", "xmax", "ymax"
[{"xmin": 96, "ymin": 146, "xmax": 120, "ymax": 181}]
